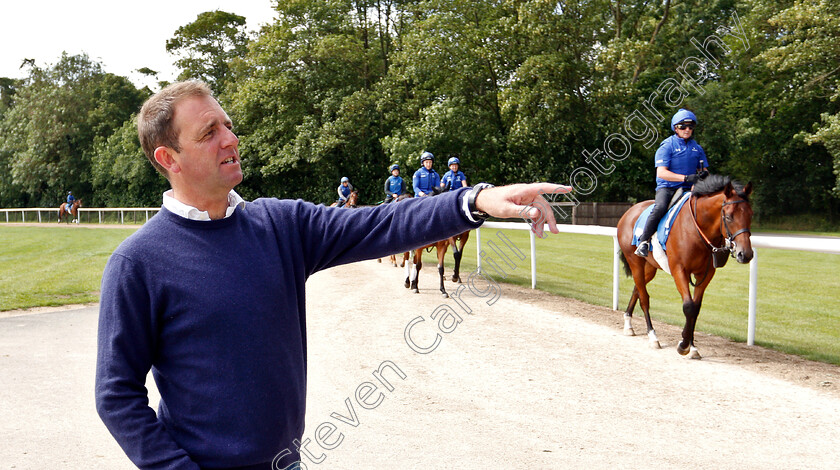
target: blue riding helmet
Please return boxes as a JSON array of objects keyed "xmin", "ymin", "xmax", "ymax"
[
  {"xmin": 420, "ymin": 151, "xmax": 434, "ymax": 162},
  {"xmin": 389, "ymin": 164, "xmax": 400, "ymax": 172},
  {"xmin": 671, "ymin": 109, "xmax": 698, "ymax": 131},
  {"xmin": 341, "ymin": 177, "xmax": 349, "ymax": 183},
  {"xmin": 447, "ymin": 157, "xmax": 460, "ymax": 166}
]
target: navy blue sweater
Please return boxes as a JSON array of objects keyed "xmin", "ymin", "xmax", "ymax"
[{"xmin": 95, "ymin": 188, "xmax": 481, "ymax": 469}]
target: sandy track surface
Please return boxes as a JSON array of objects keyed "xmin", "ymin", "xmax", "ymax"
[
  {"xmin": 1, "ymin": 259, "xmax": 838, "ymax": 469},
  {"xmin": 302, "ymin": 260, "xmax": 840, "ymax": 469}
]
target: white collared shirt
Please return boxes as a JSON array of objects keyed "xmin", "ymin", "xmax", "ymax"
[{"xmin": 162, "ymin": 189, "xmax": 246, "ymax": 221}]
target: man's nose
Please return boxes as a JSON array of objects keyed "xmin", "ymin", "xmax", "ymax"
[{"xmin": 221, "ymin": 127, "xmax": 239, "ymax": 147}]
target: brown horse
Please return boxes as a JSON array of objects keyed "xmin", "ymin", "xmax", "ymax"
[
  {"xmin": 404, "ymin": 231, "xmax": 470, "ymax": 298},
  {"xmin": 381, "ymin": 194, "xmax": 413, "ymax": 267},
  {"xmin": 403, "ymin": 192, "xmax": 472, "ymax": 297},
  {"xmin": 58, "ymin": 199, "xmax": 82, "ymax": 224},
  {"xmin": 330, "ymin": 190, "xmax": 359, "ymax": 208},
  {"xmin": 616, "ymin": 175, "xmax": 753, "ymax": 359}
]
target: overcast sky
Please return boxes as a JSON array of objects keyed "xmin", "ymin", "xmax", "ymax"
[{"xmin": 0, "ymin": 0, "xmax": 277, "ymax": 88}]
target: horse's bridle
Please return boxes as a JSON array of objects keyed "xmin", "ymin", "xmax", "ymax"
[{"xmin": 689, "ymin": 195, "xmax": 751, "ymax": 256}]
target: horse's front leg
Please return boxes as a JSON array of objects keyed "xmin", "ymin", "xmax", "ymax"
[
  {"xmin": 672, "ymin": 267, "xmax": 714, "ymax": 359},
  {"xmin": 410, "ymin": 253, "xmax": 422, "ymax": 294},
  {"xmin": 450, "ymin": 246, "xmax": 462, "ymax": 283}
]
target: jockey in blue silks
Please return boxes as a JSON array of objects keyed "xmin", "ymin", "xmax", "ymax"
[
  {"xmin": 635, "ymin": 109, "xmax": 709, "ymax": 258},
  {"xmin": 412, "ymin": 151, "xmax": 440, "ymax": 197},
  {"xmin": 336, "ymin": 177, "xmax": 354, "ymax": 207},
  {"xmin": 441, "ymin": 157, "xmax": 467, "ymax": 192},
  {"xmin": 383, "ymin": 164, "xmax": 405, "ymax": 203},
  {"xmin": 66, "ymin": 191, "xmax": 76, "ymax": 213}
]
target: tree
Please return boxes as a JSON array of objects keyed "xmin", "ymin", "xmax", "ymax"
[
  {"xmin": 166, "ymin": 10, "xmax": 250, "ymax": 95},
  {"xmin": 757, "ymin": 0, "xmax": 840, "ymax": 197},
  {"xmin": 91, "ymin": 116, "xmax": 168, "ymax": 206},
  {"xmin": 0, "ymin": 53, "xmax": 145, "ymax": 206}
]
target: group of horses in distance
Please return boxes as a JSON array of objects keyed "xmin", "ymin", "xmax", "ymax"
[
  {"xmin": 58, "ymin": 199, "xmax": 82, "ymax": 223},
  {"xmin": 336, "ymin": 190, "xmax": 471, "ymax": 299},
  {"xmin": 338, "ymin": 174, "xmax": 754, "ymax": 360},
  {"xmin": 386, "ymin": 192, "xmax": 470, "ymax": 298}
]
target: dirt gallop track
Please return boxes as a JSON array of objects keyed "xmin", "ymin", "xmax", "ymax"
[
  {"xmin": 1, "ymin": 252, "xmax": 838, "ymax": 469},
  {"xmin": 302, "ymin": 260, "xmax": 840, "ymax": 469}
]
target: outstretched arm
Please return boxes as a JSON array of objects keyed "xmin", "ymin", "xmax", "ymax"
[{"xmin": 474, "ymin": 183, "xmax": 572, "ymax": 238}]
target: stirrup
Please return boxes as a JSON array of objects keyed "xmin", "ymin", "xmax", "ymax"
[{"xmin": 634, "ymin": 241, "xmax": 650, "ymax": 257}]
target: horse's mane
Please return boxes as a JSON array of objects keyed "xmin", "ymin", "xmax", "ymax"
[{"xmin": 692, "ymin": 174, "xmax": 749, "ymax": 200}]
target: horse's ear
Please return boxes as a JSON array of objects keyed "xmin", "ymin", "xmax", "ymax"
[
  {"xmin": 724, "ymin": 182, "xmax": 735, "ymax": 198},
  {"xmin": 743, "ymin": 182, "xmax": 753, "ymax": 197}
]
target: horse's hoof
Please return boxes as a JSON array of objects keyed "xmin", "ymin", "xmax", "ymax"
[
  {"xmin": 412, "ymin": 288, "xmax": 419, "ymax": 294},
  {"xmin": 451, "ymin": 276, "xmax": 460, "ymax": 283},
  {"xmin": 404, "ymin": 282, "xmax": 410, "ymax": 288},
  {"xmin": 688, "ymin": 347, "xmax": 701, "ymax": 360},
  {"xmin": 441, "ymin": 292, "xmax": 449, "ymax": 298},
  {"xmin": 649, "ymin": 340, "xmax": 661, "ymax": 349},
  {"xmin": 677, "ymin": 344, "xmax": 689, "ymax": 356},
  {"xmin": 623, "ymin": 327, "xmax": 636, "ymax": 337}
]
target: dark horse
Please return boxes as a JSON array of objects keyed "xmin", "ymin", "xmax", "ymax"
[
  {"xmin": 616, "ymin": 175, "xmax": 753, "ymax": 359},
  {"xmin": 58, "ymin": 199, "xmax": 82, "ymax": 224}
]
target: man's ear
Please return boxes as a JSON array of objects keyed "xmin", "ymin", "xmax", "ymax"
[{"xmin": 154, "ymin": 146, "xmax": 180, "ymax": 174}]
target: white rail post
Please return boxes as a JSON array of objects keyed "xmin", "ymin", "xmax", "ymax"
[
  {"xmin": 99, "ymin": 210, "xmax": 102, "ymax": 224},
  {"xmin": 476, "ymin": 227, "xmax": 482, "ymax": 274},
  {"xmin": 530, "ymin": 229, "xmax": 537, "ymax": 289},
  {"xmin": 748, "ymin": 248, "xmax": 758, "ymax": 346},
  {"xmin": 120, "ymin": 210, "xmax": 124, "ymax": 224},
  {"xmin": 613, "ymin": 236, "xmax": 620, "ymax": 310},
  {"xmin": 21, "ymin": 210, "xmax": 25, "ymax": 223}
]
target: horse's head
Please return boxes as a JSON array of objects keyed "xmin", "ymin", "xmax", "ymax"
[
  {"xmin": 721, "ymin": 181, "xmax": 753, "ymax": 263},
  {"xmin": 347, "ymin": 190, "xmax": 359, "ymax": 208},
  {"xmin": 76, "ymin": 199, "xmax": 83, "ymax": 208}
]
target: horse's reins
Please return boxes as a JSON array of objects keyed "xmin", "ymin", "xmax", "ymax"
[{"xmin": 687, "ymin": 194, "xmax": 750, "ymax": 285}]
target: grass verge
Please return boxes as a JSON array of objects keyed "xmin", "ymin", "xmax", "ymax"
[
  {"xmin": 0, "ymin": 225, "xmax": 137, "ymax": 311},
  {"xmin": 441, "ymin": 228, "xmax": 840, "ymax": 365}
]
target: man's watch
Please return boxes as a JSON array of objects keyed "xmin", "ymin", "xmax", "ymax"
[{"xmin": 467, "ymin": 183, "xmax": 494, "ymax": 221}]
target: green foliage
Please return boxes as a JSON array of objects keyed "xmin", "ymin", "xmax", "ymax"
[
  {"xmin": 0, "ymin": 54, "xmax": 145, "ymax": 207},
  {"xmin": 90, "ymin": 116, "xmax": 169, "ymax": 206},
  {"xmin": 166, "ymin": 10, "xmax": 250, "ymax": 95},
  {"xmin": 0, "ymin": 1, "xmax": 838, "ymax": 223}
]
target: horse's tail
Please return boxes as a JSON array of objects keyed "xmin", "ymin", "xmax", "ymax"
[{"xmin": 618, "ymin": 250, "xmax": 632, "ymax": 278}]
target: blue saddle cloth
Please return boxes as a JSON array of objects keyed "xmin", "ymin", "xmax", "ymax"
[{"xmin": 632, "ymin": 192, "xmax": 692, "ymax": 252}]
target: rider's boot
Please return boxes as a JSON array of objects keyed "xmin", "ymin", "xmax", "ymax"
[{"xmin": 634, "ymin": 240, "xmax": 650, "ymax": 257}]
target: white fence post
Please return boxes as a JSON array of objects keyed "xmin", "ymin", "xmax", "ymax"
[
  {"xmin": 475, "ymin": 227, "xmax": 482, "ymax": 274},
  {"xmin": 529, "ymin": 230, "xmax": 536, "ymax": 289},
  {"xmin": 748, "ymin": 248, "xmax": 758, "ymax": 346},
  {"xmin": 613, "ymin": 236, "xmax": 620, "ymax": 311}
]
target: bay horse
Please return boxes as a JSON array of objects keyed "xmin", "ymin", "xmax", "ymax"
[
  {"xmin": 58, "ymin": 199, "xmax": 82, "ymax": 224},
  {"xmin": 403, "ymin": 191, "xmax": 472, "ymax": 298},
  {"xmin": 616, "ymin": 175, "xmax": 753, "ymax": 359},
  {"xmin": 381, "ymin": 194, "xmax": 413, "ymax": 268},
  {"xmin": 330, "ymin": 190, "xmax": 359, "ymax": 208}
]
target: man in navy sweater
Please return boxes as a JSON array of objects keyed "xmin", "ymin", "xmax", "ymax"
[{"xmin": 95, "ymin": 80, "xmax": 570, "ymax": 469}]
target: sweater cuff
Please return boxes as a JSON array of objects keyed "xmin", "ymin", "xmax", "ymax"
[{"xmin": 458, "ymin": 187, "xmax": 485, "ymax": 225}]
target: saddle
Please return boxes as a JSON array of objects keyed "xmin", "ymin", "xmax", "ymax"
[{"xmin": 632, "ymin": 191, "xmax": 692, "ymax": 253}]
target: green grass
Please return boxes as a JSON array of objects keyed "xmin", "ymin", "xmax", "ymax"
[
  {"xmin": 2, "ymin": 224, "xmax": 839, "ymax": 365},
  {"xmin": 0, "ymin": 226, "xmax": 137, "ymax": 311},
  {"xmin": 443, "ymin": 229, "xmax": 840, "ymax": 365}
]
